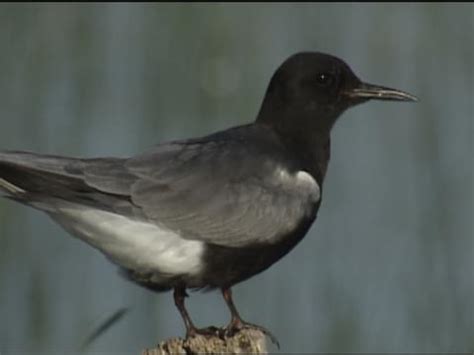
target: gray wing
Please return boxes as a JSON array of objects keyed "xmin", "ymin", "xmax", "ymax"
[
  {"xmin": 120, "ymin": 139, "xmax": 318, "ymax": 247},
  {"xmin": 0, "ymin": 136, "xmax": 319, "ymax": 248}
]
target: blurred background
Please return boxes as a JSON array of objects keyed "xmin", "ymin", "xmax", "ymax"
[{"xmin": 0, "ymin": 3, "xmax": 472, "ymax": 354}]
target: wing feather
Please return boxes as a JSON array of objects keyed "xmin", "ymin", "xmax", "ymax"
[
  {"xmin": 124, "ymin": 135, "xmax": 318, "ymax": 247},
  {"xmin": 1, "ymin": 127, "xmax": 319, "ymax": 248}
]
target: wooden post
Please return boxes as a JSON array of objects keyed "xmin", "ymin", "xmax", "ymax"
[{"xmin": 142, "ymin": 329, "xmax": 268, "ymax": 354}]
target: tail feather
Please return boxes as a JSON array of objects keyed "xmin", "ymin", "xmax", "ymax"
[
  {"xmin": 0, "ymin": 151, "xmax": 86, "ymax": 199},
  {"xmin": 0, "ymin": 151, "xmax": 135, "ymax": 213},
  {"xmin": 0, "ymin": 150, "xmax": 82, "ymax": 176},
  {"xmin": 0, "ymin": 177, "xmax": 25, "ymax": 195}
]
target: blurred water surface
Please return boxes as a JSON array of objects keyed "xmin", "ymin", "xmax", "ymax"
[{"xmin": 0, "ymin": 4, "xmax": 472, "ymax": 354}]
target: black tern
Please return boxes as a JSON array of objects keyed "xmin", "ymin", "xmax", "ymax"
[{"xmin": 0, "ymin": 52, "xmax": 417, "ymax": 343}]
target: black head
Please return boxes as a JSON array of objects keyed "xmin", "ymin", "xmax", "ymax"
[{"xmin": 257, "ymin": 52, "xmax": 417, "ymax": 134}]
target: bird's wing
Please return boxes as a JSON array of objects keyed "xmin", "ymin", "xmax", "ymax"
[
  {"xmin": 129, "ymin": 139, "xmax": 319, "ymax": 247},
  {"xmin": 88, "ymin": 132, "xmax": 319, "ymax": 248},
  {"xmin": 0, "ymin": 151, "xmax": 137, "ymax": 213},
  {"xmin": 0, "ymin": 130, "xmax": 320, "ymax": 248}
]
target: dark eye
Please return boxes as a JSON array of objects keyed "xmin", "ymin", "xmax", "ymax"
[{"xmin": 315, "ymin": 73, "xmax": 334, "ymax": 86}]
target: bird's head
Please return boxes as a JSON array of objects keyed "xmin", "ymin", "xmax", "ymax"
[{"xmin": 257, "ymin": 52, "xmax": 417, "ymax": 134}]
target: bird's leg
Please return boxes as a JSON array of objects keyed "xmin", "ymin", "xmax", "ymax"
[
  {"xmin": 173, "ymin": 287, "xmax": 220, "ymax": 338},
  {"xmin": 221, "ymin": 287, "xmax": 280, "ymax": 347},
  {"xmin": 173, "ymin": 287, "xmax": 197, "ymax": 337}
]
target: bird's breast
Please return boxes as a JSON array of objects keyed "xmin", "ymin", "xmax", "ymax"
[
  {"xmin": 272, "ymin": 166, "xmax": 321, "ymax": 220},
  {"xmin": 275, "ymin": 168, "xmax": 320, "ymax": 201}
]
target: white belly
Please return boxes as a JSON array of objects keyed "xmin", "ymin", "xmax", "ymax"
[{"xmin": 50, "ymin": 203, "xmax": 204, "ymax": 277}]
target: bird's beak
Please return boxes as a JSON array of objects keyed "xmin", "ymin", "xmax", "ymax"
[{"xmin": 345, "ymin": 82, "xmax": 418, "ymax": 102}]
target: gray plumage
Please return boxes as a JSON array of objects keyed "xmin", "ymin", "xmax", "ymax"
[{"xmin": 0, "ymin": 125, "xmax": 319, "ymax": 251}]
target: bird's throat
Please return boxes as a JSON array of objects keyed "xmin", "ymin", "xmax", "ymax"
[{"xmin": 259, "ymin": 115, "xmax": 332, "ymax": 187}]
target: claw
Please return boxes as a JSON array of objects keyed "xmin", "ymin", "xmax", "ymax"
[
  {"xmin": 224, "ymin": 320, "xmax": 280, "ymax": 349},
  {"xmin": 186, "ymin": 325, "xmax": 222, "ymax": 339},
  {"xmin": 221, "ymin": 287, "xmax": 280, "ymax": 348}
]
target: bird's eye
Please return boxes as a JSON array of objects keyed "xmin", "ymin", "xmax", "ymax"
[{"xmin": 315, "ymin": 73, "xmax": 334, "ymax": 86}]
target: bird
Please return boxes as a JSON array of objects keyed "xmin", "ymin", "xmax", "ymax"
[{"xmin": 0, "ymin": 52, "xmax": 417, "ymax": 344}]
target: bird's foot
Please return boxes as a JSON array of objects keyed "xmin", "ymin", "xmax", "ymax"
[
  {"xmin": 223, "ymin": 319, "xmax": 280, "ymax": 349},
  {"xmin": 186, "ymin": 325, "xmax": 221, "ymax": 339}
]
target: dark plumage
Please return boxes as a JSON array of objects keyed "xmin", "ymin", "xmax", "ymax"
[{"xmin": 0, "ymin": 52, "xmax": 417, "ymax": 343}]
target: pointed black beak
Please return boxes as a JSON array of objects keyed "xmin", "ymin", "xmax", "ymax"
[{"xmin": 346, "ymin": 82, "xmax": 418, "ymax": 102}]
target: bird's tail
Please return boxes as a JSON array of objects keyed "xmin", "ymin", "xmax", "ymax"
[
  {"xmin": 0, "ymin": 176, "xmax": 24, "ymax": 196},
  {"xmin": 0, "ymin": 151, "xmax": 84, "ymax": 202}
]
